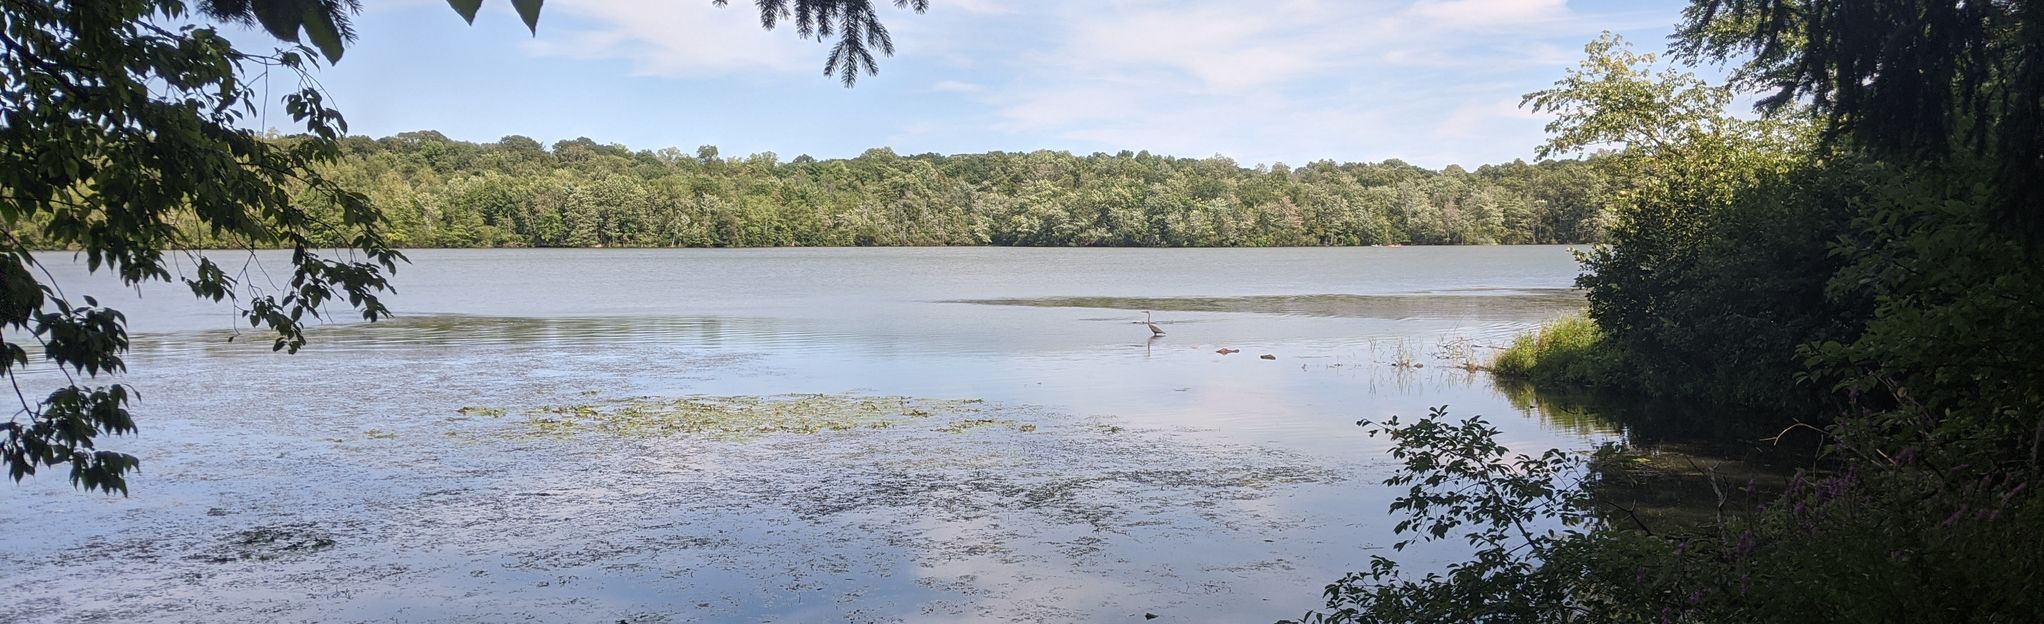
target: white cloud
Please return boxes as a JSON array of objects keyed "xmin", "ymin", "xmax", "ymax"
[
  {"xmin": 507, "ymin": 0, "xmax": 1683, "ymax": 166},
  {"xmin": 992, "ymin": 82, "xmax": 1153, "ymax": 131},
  {"xmin": 942, "ymin": 0, "xmax": 1017, "ymax": 15},
  {"xmin": 521, "ymin": 0, "xmax": 809, "ymax": 78},
  {"xmin": 1436, "ymin": 97, "xmax": 1539, "ymax": 139},
  {"xmin": 924, "ymin": 0, "xmax": 1609, "ymax": 165},
  {"xmin": 1056, "ymin": 1, "xmax": 1375, "ymax": 92},
  {"xmin": 1408, "ymin": 0, "xmax": 1569, "ymax": 27}
]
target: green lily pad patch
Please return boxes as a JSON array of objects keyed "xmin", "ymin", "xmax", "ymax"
[{"xmin": 465, "ymin": 394, "xmax": 1029, "ymax": 440}]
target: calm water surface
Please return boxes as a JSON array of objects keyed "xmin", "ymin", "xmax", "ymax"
[{"xmin": 3, "ymin": 246, "xmax": 1604, "ymax": 623}]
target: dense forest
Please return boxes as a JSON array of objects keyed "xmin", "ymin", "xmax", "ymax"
[
  {"xmin": 1299, "ymin": 17, "xmax": 2044, "ymax": 623},
  {"xmin": 144, "ymin": 134, "xmax": 1614, "ymax": 249}
]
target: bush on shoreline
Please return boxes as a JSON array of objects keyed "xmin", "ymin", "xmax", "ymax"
[{"xmin": 1490, "ymin": 314, "xmax": 1622, "ymax": 388}]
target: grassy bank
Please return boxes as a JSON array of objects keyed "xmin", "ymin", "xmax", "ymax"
[{"xmin": 1490, "ymin": 314, "xmax": 1621, "ymax": 387}]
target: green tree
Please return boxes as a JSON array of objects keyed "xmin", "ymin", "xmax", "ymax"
[
  {"xmin": 1525, "ymin": 33, "xmax": 1851, "ymax": 407},
  {"xmin": 2, "ymin": 0, "xmax": 400, "ymax": 493},
  {"xmin": 1674, "ymin": 0, "xmax": 2044, "ymax": 236}
]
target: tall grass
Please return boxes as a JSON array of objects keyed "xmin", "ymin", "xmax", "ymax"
[{"xmin": 1491, "ymin": 314, "xmax": 1620, "ymax": 387}]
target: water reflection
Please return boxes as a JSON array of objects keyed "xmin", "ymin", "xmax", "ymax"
[
  {"xmin": 1494, "ymin": 379, "xmax": 1819, "ymax": 535},
  {"xmin": 7, "ymin": 247, "xmax": 1672, "ymax": 623},
  {"xmin": 1497, "ymin": 380, "xmax": 1821, "ymax": 462}
]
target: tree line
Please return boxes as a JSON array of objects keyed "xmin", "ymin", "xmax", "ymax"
[{"xmin": 134, "ymin": 134, "xmax": 1614, "ymax": 250}]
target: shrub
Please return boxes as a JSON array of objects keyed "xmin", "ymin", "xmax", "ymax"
[{"xmin": 1492, "ymin": 314, "xmax": 1622, "ymax": 387}]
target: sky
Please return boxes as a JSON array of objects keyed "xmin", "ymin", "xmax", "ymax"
[{"xmin": 236, "ymin": 0, "xmax": 1696, "ymax": 169}]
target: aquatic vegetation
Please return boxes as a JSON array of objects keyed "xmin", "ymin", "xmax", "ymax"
[
  {"xmin": 364, "ymin": 429, "xmax": 397, "ymax": 440},
  {"xmin": 933, "ymin": 418, "xmax": 1038, "ymax": 434},
  {"xmin": 192, "ymin": 524, "xmax": 338, "ymax": 563},
  {"xmin": 457, "ymin": 406, "xmax": 508, "ymax": 418},
  {"xmin": 1436, "ymin": 336, "xmax": 1489, "ymax": 372},
  {"xmin": 1490, "ymin": 314, "xmax": 1621, "ymax": 386},
  {"xmin": 957, "ymin": 291, "xmax": 1585, "ymax": 320},
  {"xmin": 489, "ymin": 394, "xmax": 999, "ymax": 440},
  {"xmin": 1386, "ymin": 339, "xmax": 1420, "ymax": 369}
]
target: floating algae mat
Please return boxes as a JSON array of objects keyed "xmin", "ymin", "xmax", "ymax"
[
  {"xmin": 953, "ymin": 289, "xmax": 1586, "ymax": 319},
  {"xmin": 465, "ymin": 394, "xmax": 1024, "ymax": 440}
]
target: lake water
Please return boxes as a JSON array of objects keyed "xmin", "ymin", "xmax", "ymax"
[{"xmin": 2, "ymin": 246, "xmax": 1608, "ymax": 623}]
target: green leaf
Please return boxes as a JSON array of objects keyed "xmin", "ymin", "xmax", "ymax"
[
  {"xmin": 446, "ymin": 0, "xmax": 483, "ymax": 24},
  {"xmin": 301, "ymin": 5, "xmax": 346, "ymax": 63},
  {"xmin": 511, "ymin": 0, "xmax": 543, "ymax": 35},
  {"xmin": 250, "ymin": 0, "xmax": 308, "ymax": 42}
]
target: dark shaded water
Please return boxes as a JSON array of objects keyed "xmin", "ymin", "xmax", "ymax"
[{"xmin": 3, "ymin": 246, "xmax": 1650, "ymax": 623}]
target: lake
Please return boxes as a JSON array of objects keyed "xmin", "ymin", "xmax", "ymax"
[{"xmin": 2, "ymin": 246, "xmax": 1610, "ymax": 623}]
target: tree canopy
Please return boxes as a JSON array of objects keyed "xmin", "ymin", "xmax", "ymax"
[
  {"xmin": 1, "ymin": 0, "xmax": 401, "ymax": 493},
  {"xmin": 1676, "ymin": 0, "xmax": 2044, "ymax": 235}
]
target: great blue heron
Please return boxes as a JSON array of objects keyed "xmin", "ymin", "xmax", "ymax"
[{"xmin": 1145, "ymin": 311, "xmax": 1166, "ymax": 336}]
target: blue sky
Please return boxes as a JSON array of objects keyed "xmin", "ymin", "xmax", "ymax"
[{"xmin": 241, "ymin": 0, "xmax": 1694, "ymax": 168}]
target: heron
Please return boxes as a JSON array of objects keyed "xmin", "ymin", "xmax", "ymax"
[{"xmin": 1144, "ymin": 311, "xmax": 1166, "ymax": 336}]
